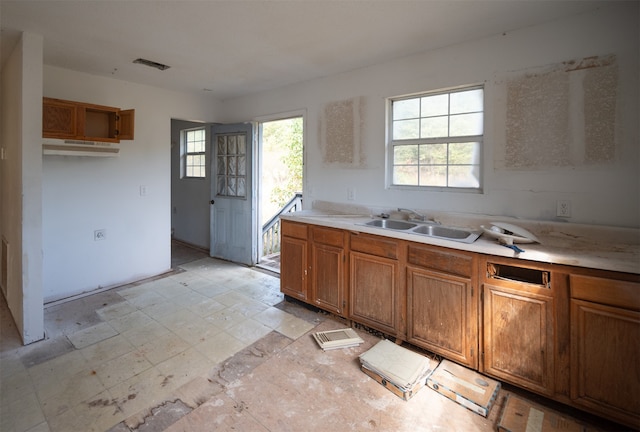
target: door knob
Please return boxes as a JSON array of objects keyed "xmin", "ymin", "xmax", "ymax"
[{"xmin": 210, "ymin": 200, "xmax": 215, "ymax": 205}]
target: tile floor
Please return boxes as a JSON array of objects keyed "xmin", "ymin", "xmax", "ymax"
[
  {"xmin": 0, "ymin": 245, "xmax": 627, "ymax": 432},
  {"xmin": 1, "ymin": 253, "xmax": 318, "ymax": 432}
]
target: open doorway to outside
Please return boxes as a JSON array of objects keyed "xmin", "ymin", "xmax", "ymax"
[{"xmin": 258, "ymin": 116, "xmax": 304, "ymax": 273}]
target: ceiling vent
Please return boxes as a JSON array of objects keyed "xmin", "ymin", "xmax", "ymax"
[{"xmin": 133, "ymin": 58, "xmax": 170, "ymax": 71}]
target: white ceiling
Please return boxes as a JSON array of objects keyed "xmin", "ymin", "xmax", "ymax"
[{"xmin": 1, "ymin": 0, "xmax": 611, "ymax": 100}]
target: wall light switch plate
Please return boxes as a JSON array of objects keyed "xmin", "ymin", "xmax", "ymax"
[{"xmin": 347, "ymin": 187, "xmax": 356, "ymax": 201}]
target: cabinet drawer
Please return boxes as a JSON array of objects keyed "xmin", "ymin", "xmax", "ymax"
[
  {"xmin": 570, "ymin": 274, "xmax": 640, "ymax": 311},
  {"xmin": 311, "ymin": 226, "xmax": 344, "ymax": 247},
  {"xmin": 408, "ymin": 244, "xmax": 473, "ymax": 278},
  {"xmin": 350, "ymin": 233, "xmax": 398, "ymax": 259},
  {"xmin": 281, "ymin": 221, "xmax": 308, "ymax": 240}
]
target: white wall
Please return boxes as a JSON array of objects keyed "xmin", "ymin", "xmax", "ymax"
[
  {"xmin": 42, "ymin": 66, "xmax": 219, "ymax": 302},
  {"xmin": 171, "ymin": 119, "xmax": 212, "ymax": 249},
  {"xmin": 220, "ymin": 3, "xmax": 639, "ymax": 228},
  {"xmin": 0, "ymin": 32, "xmax": 45, "ymax": 344}
]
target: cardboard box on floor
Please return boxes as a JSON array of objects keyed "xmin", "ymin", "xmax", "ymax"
[
  {"xmin": 426, "ymin": 359, "xmax": 500, "ymax": 417},
  {"xmin": 498, "ymin": 394, "xmax": 592, "ymax": 432}
]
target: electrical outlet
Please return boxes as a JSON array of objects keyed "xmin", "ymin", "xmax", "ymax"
[
  {"xmin": 347, "ymin": 187, "xmax": 356, "ymax": 201},
  {"xmin": 94, "ymin": 229, "xmax": 106, "ymax": 241},
  {"xmin": 556, "ymin": 200, "xmax": 571, "ymax": 218},
  {"xmin": 140, "ymin": 185, "xmax": 147, "ymax": 196}
]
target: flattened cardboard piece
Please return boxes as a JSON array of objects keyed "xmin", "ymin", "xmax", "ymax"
[
  {"xmin": 426, "ymin": 359, "xmax": 500, "ymax": 417},
  {"xmin": 498, "ymin": 394, "xmax": 590, "ymax": 432}
]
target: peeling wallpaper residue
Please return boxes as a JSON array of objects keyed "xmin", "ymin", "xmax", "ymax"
[
  {"xmin": 318, "ymin": 96, "xmax": 366, "ymax": 167},
  {"xmin": 501, "ymin": 54, "xmax": 618, "ymax": 170}
]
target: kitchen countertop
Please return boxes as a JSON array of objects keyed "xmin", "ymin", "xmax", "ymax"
[{"xmin": 281, "ymin": 208, "xmax": 640, "ymax": 275}]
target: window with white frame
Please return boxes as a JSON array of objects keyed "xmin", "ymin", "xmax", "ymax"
[
  {"xmin": 183, "ymin": 128, "xmax": 206, "ymax": 178},
  {"xmin": 389, "ymin": 86, "xmax": 483, "ymax": 190}
]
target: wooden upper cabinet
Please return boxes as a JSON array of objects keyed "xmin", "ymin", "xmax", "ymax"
[
  {"xmin": 43, "ymin": 98, "xmax": 78, "ymax": 139},
  {"xmin": 43, "ymin": 97, "xmax": 135, "ymax": 142}
]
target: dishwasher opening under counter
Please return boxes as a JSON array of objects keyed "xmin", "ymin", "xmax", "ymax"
[{"xmin": 487, "ymin": 262, "xmax": 550, "ymax": 289}]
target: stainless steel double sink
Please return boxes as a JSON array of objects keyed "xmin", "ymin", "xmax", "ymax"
[{"xmin": 360, "ymin": 219, "xmax": 481, "ymax": 244}]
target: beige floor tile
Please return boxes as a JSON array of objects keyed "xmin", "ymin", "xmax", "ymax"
[
  {"xmin": 149, "ymin": 279, "xmax": 192, "ymax": 299},
  {"xmin": 186, "ymin": 298, "xmax": 226, "ymax": 317},
  {"xmin": 24, "ymin": 422, "xmax": 50, "ymax": 432},
  {"xmin": 28, "ymin": 350, "xmax": 88, "ymax": 383},
  {"xmin": 0, "ymin": 368, "xmax": 35, "ymax": 407},
  {"xmin": 40, "ymin": 368, "xmax": 105, "ymax": 420},
  {"xmin": 212, "ymin": 291, "xmax": 253, "ymax": 308},
  {"xmin": 136, "ymin": 332, "xmax": 191, "ymax": 365},
  {"xmin": 226, "ymin": 318, "xmax": 272, "ymax": 345},
  {"xmin": 194, "ymin": 331, "xmax": 246, "ymax": 364},
  {"xmin": 155, "ymin": 308, "xmax": 198, "ymax": 331},
  {"xmin": 170, "ymin": 290, "xmax": 209, "ymax": 308},
  {"xmin": 141, "ymin": 299, "xmax": 185, "ymax": 320},
  {"xmin": 80, "ymin": 334, "xmax": 135, "ymax": 367},
  {"xmin": 205, "ymin": 307, "xmax": 247, "ymax": 329},
  {"xmin": 191, "ymin": 283, "xmax": 232, "ymax": 298},
  {"xmin": 276, "ymin": 314, "xmax": 316, "ymax": 340},
  {"xmin": 109, "ymin": 367, "xmax": 173, "ymax": 419},
  {"xmin": 96, "ymin": 301, "xmax": 137, "ymax": 321},
  {"xmin": 67, "ymin": 322, "xmax": 118, "ymax": 349},
  {"xmin": 116, "ymin": 283, "xmax": 156, "ymax": 300},
  {"xmin": 172, "ymin": 316, "xmax": 223, "ymax": 346},
  {"xmin": 3, "ymin": 391, "xmax": 45, "ymax": 432},
  {"xmin": 121, "ymin": 320, "xmax": 170, "ymax": 347},
  {"xmin": 107, "ymin": 310, "xmax": 153, "ymax": 334},
  {"xmin": 155, "ymin": 347, "xmax": 212, "ymax": 391},
  {"xmin": 125, "ymin": 290, "xmax": 166, "ymax": 310},
  {"xmin": 72, "ymin": 389, "xmax": 127, "ymax": 432},
  {"xmin": 95, "ymin": 350, "xmax": 153, "ymax": 388},
  {"xmin": 228, "ymin": 297, "xmax": 269, "ymax": 318},
  {"xmin": 253, "ymin": 307, "xmax": 292, "ymax": 329}
]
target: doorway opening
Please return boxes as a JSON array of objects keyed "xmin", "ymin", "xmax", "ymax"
[{"xmin": 258, "ymin": 116, "xmax": 304, "ymax": 273}]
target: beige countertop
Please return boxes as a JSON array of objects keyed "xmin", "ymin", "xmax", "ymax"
[{"xmin": 281, "ymin": 206, "xmax": 640, "ymax": 275}]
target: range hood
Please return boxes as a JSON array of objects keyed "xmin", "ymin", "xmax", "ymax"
[{"xmin": 42, "ymin": 139, "xmax": 120, "ymax": 157}]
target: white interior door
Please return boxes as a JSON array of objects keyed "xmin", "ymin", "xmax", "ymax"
[{"xmin": 210, "ymin": 123, "xmax": 256, "ymax": 265}]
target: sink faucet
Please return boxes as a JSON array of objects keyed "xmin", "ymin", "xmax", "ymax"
[{"xmin": 397, "ymin": 208, "xmax": 426, "ymax": 222}]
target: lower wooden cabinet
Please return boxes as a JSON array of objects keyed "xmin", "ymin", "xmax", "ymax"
[
  {"xmin": 279, "ymin": 220, "xmax": 640, "ymax": 428},
  {"xmin": 349, "ymin": 233, "xmax": 401, "ymax": 337},
  {"xmin": 310, "ymin": 226, "xmax": 346, "ymax": 315},
  {"xmin": 280, "ymin": 221, "xmax": 308, "ymax": 301},
  {"xmin": 483, "ymin": 282, "xmax": 554, "ymax": 395},
  {"xmin": 406, "ymin": 244, "xmax": 477, "ymax": 368},
  {"xmin": 570, "ymin": 274, "xmax": 640, "ymax": 427}
]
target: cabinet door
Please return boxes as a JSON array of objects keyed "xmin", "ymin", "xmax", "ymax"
[
  {"xmin": 483, "ymin": 283, "xmax": 554, "ymax": 395},
  {"xmin": 280, "ymin": 236, "xmax": 308, "ymax": 301},
  {"xmin": 117, "ymin": 109, "xmax": 135, "ymax": 140},
  {"xmin": 311, "ymin": 243, "xmax": 344, "ymax": 315},
  {"xmin": 407, "ymin": 267, "xmax": 476, "ymax": 367},
  {"xmin": 43, "ymin": 98, "xmax": 78, "ymax": 138},
  {"xmin": 350, "ymin": 251, "xmax": 398, "ymax": 335},
  {"xmin": 571, "ymin": 299, "xmax": 640, "ymax": 426}
]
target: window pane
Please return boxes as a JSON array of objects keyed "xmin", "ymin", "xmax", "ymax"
[
  {"xmin": 236, "ymin": 177, "xmax": 246, "ymax": 197},
  {"xmin": 419, "ymin": 166, "xmax": 446, "ymax": 186},
  {"xmin": 419, "ymin": 144, "xmax": 447, "ymax": 164},
  {"xmin": 228, "ymin": 156, "xmax": 237, "ymax": 175},
  {"xmin": 450, "ymin": 88, "xmax": 483, "ymax": 114},
  {"xmin": 393, "ymin": 165, "xmax": 419, "ymax": 185},
  {"xmin": 217, "ymin": 176, "xmax": 226, "ymax": 195},
  {"xmin": 449, "ymin": 142, "xmax": 480, "ymax": 165},
  {"xmin": 194, "ymin": 129, "xmax": 204, "ymax": 141},
  {"xmin": 448, "ymin": 165, "xmax": 480, "ymax": 188},
  {"xmin": 393, "ymin": 119, "xmax": 420, "ymax": 140},
  {"xmin": 238, "ymin": 155, "xmax": 246, "ymax": 175},
  {"xmin": 217, "ymin": 137, "xmax": 227, "ymax": 155},
  {"xmin": 393, "ymin": 98, "xmax": 419, "ymax": 120},
  {"xmin": 450, "ymin": 113, "xmax": 483, "ymax": 137},
  {"xmin": 193, "ymin": 141, "xmax": 205, "ymax": 153},
  {"xmin": 420, "ymin": 117, "xmax": 448, "ymax": 138},
  {"xmin": 228, "ymin": 136, "xmax": 237, "ymax": 154},
  {"xmin": 237, "ymin": 135, "xmax": 246, "ymax": 154},
  {"xmin": 217, "ymin": 156, "xmax": 226, "ymax": 175},
  {"xmin": 394, "ymin": 145, "xmax": 418, "ymax": 164},
  {"xmin": 421, "ymin": 94, "xmax": 449, "ymax": 117}
]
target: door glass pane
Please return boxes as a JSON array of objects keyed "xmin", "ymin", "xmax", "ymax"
[{"xmin": 216, "ymin": 133, "xmax": 247, "ymax": 198}]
